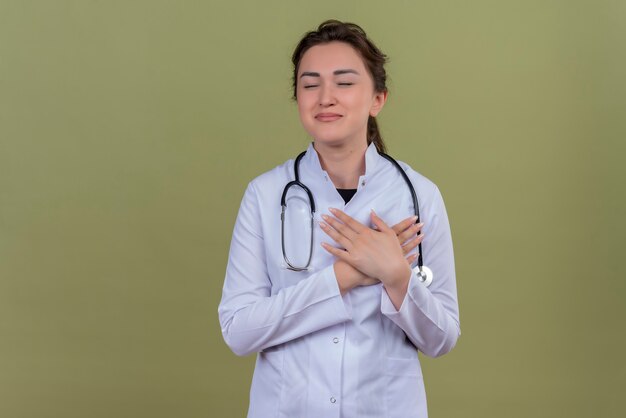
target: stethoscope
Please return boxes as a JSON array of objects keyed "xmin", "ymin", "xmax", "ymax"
[{"xmin": 280, "ymin": 150, "xmax": 433, "ymax": 287}]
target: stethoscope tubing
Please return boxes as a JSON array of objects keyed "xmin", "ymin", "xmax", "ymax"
[
  {"xmin": 280, "ymin": 149, "xmax": 431, "ymax": 286},
  {"xmin": 379, "ymin": 153, "xmax": 424, "ymax": 270}
]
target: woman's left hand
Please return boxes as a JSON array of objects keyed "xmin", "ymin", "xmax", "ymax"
[{"xmin": 320, "ymin": 208, "xmax": 419, "ymax": 289}]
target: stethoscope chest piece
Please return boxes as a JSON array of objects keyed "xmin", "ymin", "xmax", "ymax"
[{"xmin": 413, "ymin": 265, "xmax": 433, "ymax": 287}]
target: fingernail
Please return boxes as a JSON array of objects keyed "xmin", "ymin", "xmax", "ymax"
[
  {"xmin": 319, "ymin": 222, "xmax": 327, "ymax": 229},
  {"xmin": 411, "ymin": 216, "xmax": 418, "ymax": 222},
  {"xmin": 322, "ymin": 214, "xmax": 330, "ymax": 221},
  {"xmin": 329, "ymin": 207, "xmax": 338, "ymax": 214},
  {"xmin": 371, "ymin": 209, "xmax": 377, "ymax": 215}
]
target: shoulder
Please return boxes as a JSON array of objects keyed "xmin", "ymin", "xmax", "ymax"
[
  {"xmin": 389, "ymin": 157, "xmax": 442, "ymax": 202},
  {"xmin": 389, "ymin": 158, "xmax": 451, "ymax": 229},
  {"xmin": 244, "ymin": 157, "xmax": 295, "ymax": 198},
  {"xmin": 234, "ymin": 158, "xmax": 295, "ymax": 224}
]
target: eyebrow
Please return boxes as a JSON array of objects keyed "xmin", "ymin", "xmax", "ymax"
[{"xmin": 300, "ymin": 69, "xmax": 360, "ymax": 78}]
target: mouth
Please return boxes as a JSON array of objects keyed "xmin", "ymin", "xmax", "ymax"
[{"xmin": 315, "ymin": 113, "xmax": 343, "ymax": 122}]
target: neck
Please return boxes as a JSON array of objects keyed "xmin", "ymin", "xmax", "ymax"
[{"xmin": 313, "ymin": 141, "xmax": 368, "ymax": 189}]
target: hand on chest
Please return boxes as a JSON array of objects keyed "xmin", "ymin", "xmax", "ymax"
[{"xmin": 276, "ymin": 183, "xmax": 415, "ymax": 285}]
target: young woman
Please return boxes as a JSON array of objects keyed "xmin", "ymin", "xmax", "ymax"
[{"xmin": 218, "ymin": 20, "xmax": 460, "ymax": 418}]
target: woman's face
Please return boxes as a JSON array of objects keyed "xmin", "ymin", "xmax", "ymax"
[{"xmin": 296, "ymin": 41, "xmax": 387, "ymax": 148}]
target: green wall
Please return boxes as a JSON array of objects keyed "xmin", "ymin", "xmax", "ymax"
[{"xmin": 1, "ymin": 1, "xmax": 624, "ymax": 417}]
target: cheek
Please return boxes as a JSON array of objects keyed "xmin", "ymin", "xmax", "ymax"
[
  {"xmin": 345, "ymin": 97, "xmax": 375, "ymax": 119},
  {"xmin": 344, "ymin": 89, "xmax": 372, "ymax": 108},
  {"xmin": 296, "ymin": 98, "xmax": 316, "ymax": 134},
  {"xmin": 296, "ymin": 93, "xmax": 315, "ymax": 114},
  {"xmin": 296, "ymin": 101, "xmax": 311, "ymax": 125}
]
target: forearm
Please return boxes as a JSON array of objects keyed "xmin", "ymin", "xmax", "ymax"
[
  {"xmin": 380, "ymin": 263, "xmax": 412, "ymax": 310},
  {"xmin": 219, "ymin": 265, "xmax": 352, "ymax": 356},
  {"xmin": 381, "ymin": 271, "xmax": 460, "ymax": 357},
  {"xmin": 334, "ymin": 260, "xmax": 380, "ymax": 296}
]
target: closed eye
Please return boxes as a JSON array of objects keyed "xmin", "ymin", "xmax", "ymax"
[
  {"xmin": 338, "ymin": 82, "xmax": 353, "ymax": 86},
  {"xmin": 303, "ymin": 85, "xmax": 319, "ymax": 89}
]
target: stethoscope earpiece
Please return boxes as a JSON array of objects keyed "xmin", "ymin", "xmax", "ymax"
[{"xmin": 413, "ymin": 265, "xmax": 433, "ymax": 287}]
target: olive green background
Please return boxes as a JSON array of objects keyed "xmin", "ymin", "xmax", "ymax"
[{"xmin": 1, "ymin": 0, "xmax": 624, "ymax": 417}]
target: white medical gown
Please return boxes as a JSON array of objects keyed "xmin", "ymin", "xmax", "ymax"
[{"xmin": 218, "ymin": 142, "xmax": 460, "ymax": 418}]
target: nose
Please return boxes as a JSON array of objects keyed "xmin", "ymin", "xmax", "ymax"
[{"xmin": 318, "ymin": 83, "xmax": 336, "ymax": 107}]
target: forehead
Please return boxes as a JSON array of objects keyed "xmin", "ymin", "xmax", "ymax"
[{"xmin": 298, "ymin": 41, "xmax": 367, "ymax": 74}]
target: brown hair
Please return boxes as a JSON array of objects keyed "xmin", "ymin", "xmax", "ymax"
[{"xmin": 291, "ymin": 20, "xmax": 388, "ymax": 154}]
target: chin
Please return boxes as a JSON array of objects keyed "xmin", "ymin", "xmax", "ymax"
[
  {"xmin": 306, "ymin": 128, "xmax": 349, "ymax": 144},
  {"xmin": 312, "ymin": 130, "xmax": 367, "ymax": 148},
  {"xmin": 310, "ymin": 135, "xmax": 348, "ymax": 148}
]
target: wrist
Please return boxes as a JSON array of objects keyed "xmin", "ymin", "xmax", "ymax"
[
  {"xmin": 382, "ymin": 264, "xmax": 411, "ymax": 311},
  {"xmin": 334, "ymin": 262, "xmax": 353, "ymax": 296},
  {"xmin": 382, "ymin": 263, "xmax": 412, "ymax": 290}
]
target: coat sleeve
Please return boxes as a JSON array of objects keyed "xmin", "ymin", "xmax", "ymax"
[
  {"xmin": 380, "ymin": 184, "xmax": 461, "ymax": 358},
  {"xmin": 218, "ymin": 182, "xmax": 352, "ymax": 357}
]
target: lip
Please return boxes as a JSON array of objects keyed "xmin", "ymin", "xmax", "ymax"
[{"xmin": 315, "ymin": 113, "xmax": 342, "ymax": 122}]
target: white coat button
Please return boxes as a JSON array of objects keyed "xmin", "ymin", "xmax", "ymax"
[
  {"xmin": 333, "ymin": 337, "xmax": 339, "ymax": 344},
  {"xmin": 361, "ymin": 180, "xmax": 366, "ymax": 186},
  {"xmin": 330, "ymin": 397, "xmax": 336, "ymax": 404}
]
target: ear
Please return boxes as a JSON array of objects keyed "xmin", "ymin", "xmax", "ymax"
[{"xmin": 369, "ymin": 90, "xmax": 388, "ymax": 117}]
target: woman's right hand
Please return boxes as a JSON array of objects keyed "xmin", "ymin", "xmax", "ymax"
[
  {"xmin": 333, "ymin": 215, "xmax": 423, "ymax": 295},
  {"xmin": 334, "ymin": 260, "xmax": 378, "ymax": 295}
]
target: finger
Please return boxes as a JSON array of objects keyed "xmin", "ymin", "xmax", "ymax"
[
  {"xmin": 406, "ymin": 253, "xmax": 418, "ymax": 265},
  {"xmin": 391, "ymin": 215, "xmax": 418, "ymax": 235},
  {"xmin": 397, "ymin": 222, "xmax": 425, "ymax": 245},
  {"xmin": 321, "ymin": 242, "xmax": 352, "ymax": 263},
  {"xmin": 321, "ymin": 214, "xmax": 358, "ymax": 241},
  {"xmin": 328, "ymin": 208, "xmax": 367, "ymax": 234},
  {"xmin": 319, "ymin": 221, "xmax": 353, "ymax": 250},
  {"xmin": 370, "ymin": 209, "xmax": 392, "ymax": 233},
  {"xmin": 401, "ymin": 233, "xmax": 425, "ymax": 254}
]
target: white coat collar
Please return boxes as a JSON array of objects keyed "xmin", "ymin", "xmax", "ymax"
[{"xmin": 301, "ymin": 141, "xmax": 382, "ymax": 182}]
